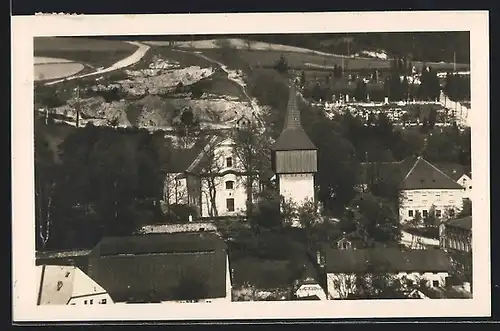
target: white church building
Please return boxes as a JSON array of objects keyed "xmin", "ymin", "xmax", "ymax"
[
  {"xmin": 271, "ymin": 84, "xmax": 318, "ymax": 208},
  {"xmin": 161, "ymin": 84, "xmax": 317, "ymax": 221}
]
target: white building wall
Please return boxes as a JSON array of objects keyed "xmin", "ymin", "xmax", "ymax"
[
  {"xmin": 279, "ymin": 173, "xmax": 315, "ymax": 206},
  {"xmin": 164, "ymin": 173, "xmax": 188, "ymax": 206},
  {"xmin": 295, "ymin": 284, "xmax": 327, "ymax": 300},
  {"xmin": 457, "ymin": 174, "xmax": 472, "ymax": 201},
  {"xmin": 68, "ymin": 293, "xmax": 113, "ymax": 305},
  {"xmin": 326, "ymin": 271, "xmax": 449, "ymax": 299},
  {"xmin": 200, "ymin": 173, "xmax": 249, "ymax": 217},
  {"xmin": 399, "ymin": 189, "xmax": 464, "ymax": 223}
]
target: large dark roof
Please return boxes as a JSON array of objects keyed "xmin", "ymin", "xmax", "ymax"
[
  {"xmin": 325, "ymin": 248, "xmax": 452, "ymax": 274},
  {"xmin": 88, "ymin": 233, "xmax": 228, "ymax": 302},
  {"xmin": 90, "ymin": 232, "xmax": 226, "ymax": 256},
  {"xmin": 166, "ymin": 147, "xmax": 204, "ymax": 173},
  {"xmin": 400, "ymin": 157, "xmax": 464, "ymax": 190},
  {"xmin": 272, "ymin": 84, "xmax": 317, "ymax": 151},
  {"xmin": 446, "ymin": 216, "xmax": 472, "ymax": 231},
  {"xmin": 360, "ymin": 156, "xmax": 465, "ymax": 190}
]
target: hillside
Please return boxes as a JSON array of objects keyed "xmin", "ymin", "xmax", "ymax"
[{"xmin": 93, "ymin": 32, "xmax": 470, "ymax": 64}]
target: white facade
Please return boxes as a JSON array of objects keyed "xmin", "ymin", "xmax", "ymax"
[
  {"xmin": 326, "ymin": 271, "xmax": 449, "ymax": 299},
  {"xmin": 199, "ymin": 138, "xmax": 258, "ymax": 218},
  {"xmin": 279, "ymin": 173, "xmax": 315, "ymax": 206},
  {"xmin": 456, "ymin": 174, "xmax": 472, "ymax": 201},
  {"xmin": 37, "ymin": 265, "xmax": 114, "ymax": 305},
  {"xmin": 295, "ymin": 283, "xmax": 327, "ymax": 300},
  {"xmin": 165, "ymin": 173, "xmax": 188, "ymax": 206},
  {"xmin": 399, "ymin": 188, "xmax": 464, "ymax": 223},
  {"xmin": 201, "ymin": 172, "xmax": 249, "ymax": 217},
  {"xmin": 163, "ymin": 137, "xmax": 259, "ymax": 218}
]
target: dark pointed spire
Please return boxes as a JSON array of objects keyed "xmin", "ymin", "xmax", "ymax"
[
  {"xmin": 271, "ymin": 83, "xmax": 317, "ymax": 151},
  {"xmin": 284, "ymin": 83, "xmax": 302, "ymax": 130}
]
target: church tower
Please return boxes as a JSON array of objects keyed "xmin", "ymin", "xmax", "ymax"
[{"xmin": 271, "ymin": 83, "xmax": 318, "ymax": 207}]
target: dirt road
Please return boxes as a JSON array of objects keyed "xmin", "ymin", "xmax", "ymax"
[{"xmin": 45, "ymin": 41, "xmax": 151, "ymax": 86}]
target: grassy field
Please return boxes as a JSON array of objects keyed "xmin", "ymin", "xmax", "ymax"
[
  {"xmin": 135, "ymin": 46, "xmax": 214, "ymax": 69},
  {"xmin": 212, "ymin": 49, "xmax": 470, "ymax": 73},
  {"xmin": 190, "ymin": 71, "xmax": 247, "ymax": 99},
  {"xmin": 34, "ymin": 37, "xmax": 139, "ymax": 69}
]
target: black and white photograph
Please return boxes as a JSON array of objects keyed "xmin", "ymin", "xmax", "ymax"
[{"xmin": 12, "ymin": 12, "xmax": 490, "ymax": 321}]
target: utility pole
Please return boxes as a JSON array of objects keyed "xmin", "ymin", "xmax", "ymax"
[
  {"xmin": 453, "ymin": 51, "xmax": 456, "ymax": 73},
  {"xmin": 75, "ymin": 86, "xmax": 80, "ymax": 128}
]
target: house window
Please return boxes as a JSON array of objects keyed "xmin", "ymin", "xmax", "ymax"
[
  {"xmin": 422, "ymin": 210, "xmax": 428, "ymax": 218},
  {"xmin": 84, "ymin": 300, "xmax": 88, "ymax": 305},
  {"xmin": 226, "ymin": 198, "xmax": 235, "ymax": 212},
  {"xmin": 436, "ymin": 194, "xmax": 441, "ymax": 200},
  {"xmin": 90, "ymin": 299, "xmax": 93, "ymax": 305},
  {"xmin": 101, "ymin": 298, "xmax": 107, "ymax": 304},
  {"xmin": 449, "ymin": 209, "xmax": 455, "ymax": 217},
  {"xmin": 408, "ymin": 210, "xmax": 414, "ymax": 217},
  {"xmin": 468, "ymin": 186, "xmax": 472, "ymax": 189},
  {"xmin": 225, "ymin": 180, "xmax": 234, "ymax": 190},
  {"xmin": 436, "ymin": 210, "xmax": 442, "ymax": 218},
  {"xmin": 226, "ymin": 157, "xmax": 233, "ymax": 167},
  {"xmin": 432, "ymin": 280, "xmax": 439, "ymax": 288}
]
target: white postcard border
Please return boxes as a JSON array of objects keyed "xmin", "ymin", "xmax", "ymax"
[{"xmin": 12, "ymin": 11, "xmax": 490, "ymax": 321}]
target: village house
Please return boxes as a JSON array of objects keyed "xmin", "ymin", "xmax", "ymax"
[
  {"xmin": 320, "ymin": 247, "xmax": 452, "ymax": 299},
  {"xmin": 86, "ymin": 232, "xmax": 232, "ymax": 304},
  {"xmin": 439, "ymin": 215, "xmax": 472, "ymax": 252},
  {"xmin": 36, "ymin": 265, "xmax": 113, "ymax": 305},
  {"xmin": 161, "ymin": 134, "xmax": 260, "ymax": 219},
  {"xmin": 456, "ymin": 173, "xmax": 472, "ymax": 201},
  {"xmin": 360, "ymin": 156, "xmax": 467, "ymax": 223},
  {"xmin": 293, "ymin": 277, "xmax": 327, "ymax": 300}
]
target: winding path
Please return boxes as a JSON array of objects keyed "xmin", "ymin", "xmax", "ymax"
[{"xmin": 45, "ymin": 41, "xmax": 151, "ymax": 86}]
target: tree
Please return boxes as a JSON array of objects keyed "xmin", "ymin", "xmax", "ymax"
[
  {"xmin": 343, "ymin": 192, "xmax": 402, "ymax": 244},
  {"xmin": 34, "ymin": 120, "xmax": 58, "ymax": 250},
  {"xmin": 198, "ymin": 135, "xmax": 226, "ymax": 218},
  {"xmin": 274, "ymin": 54, "xmax": 289, "ymax": 74},
  {"xmin": 280, "ymin": 196, "xmax": 299, "ymax": 228},
  {"xmin": 354, "ymin": 79, "xmax": 367, "ymax": 102},
  {"xmin": 49, "ymin": 124, "xmax": 164, "ymax": 249},
  {"xmin": 300, "ymin": 70, "xmax": 306, "ymax": 87},
  {"xmin": 232, "ymin": 121, "xmax": 271, "ymax": 215},
  {"xmin": 248, "ymin": 189, "xmax": 282, "ymax": 231},
  {"xmin": 296, "ymin": 198, "xmax": 324, "ymax": 249},
  {"xmin": 424, "ymin": 205, "xmax": 439, "ymax": 227},
  {"xmin": 458, "ymin": 198, "xmax": 472, "ymax": 217}
]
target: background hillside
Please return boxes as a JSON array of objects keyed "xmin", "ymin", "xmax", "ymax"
[{"xmin": 90, "ymin": 32, "xmax": 470, "ymax": 64}]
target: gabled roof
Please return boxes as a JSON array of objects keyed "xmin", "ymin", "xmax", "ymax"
[
  {"xmin": 90, "ymin": 232, "xmax": 226, "ymax": 257},
  {"xmin": 446, "ymin": 216, "xmax": 472, "ymax": 231},
  {"xmin": 166, "ymin": 146, "xmax": 205, "ymax": 173},
  {"xmin": 271, "ymin": 84, "xmax": 317, "ymax": 151},
  {"xmin": 325, "ymin": 248, "xmax": 452, "ymax": 274},
  {"xmin": 88, "ymin": 232, "xmax": 228, "ymax": 303},
  {"xmin": 37, "ymin": 265, "xmax": 108, "ymax": 305},
  {"xmin": 400, "ymin": 157, "xmax": 464, "ymax": 190}
]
